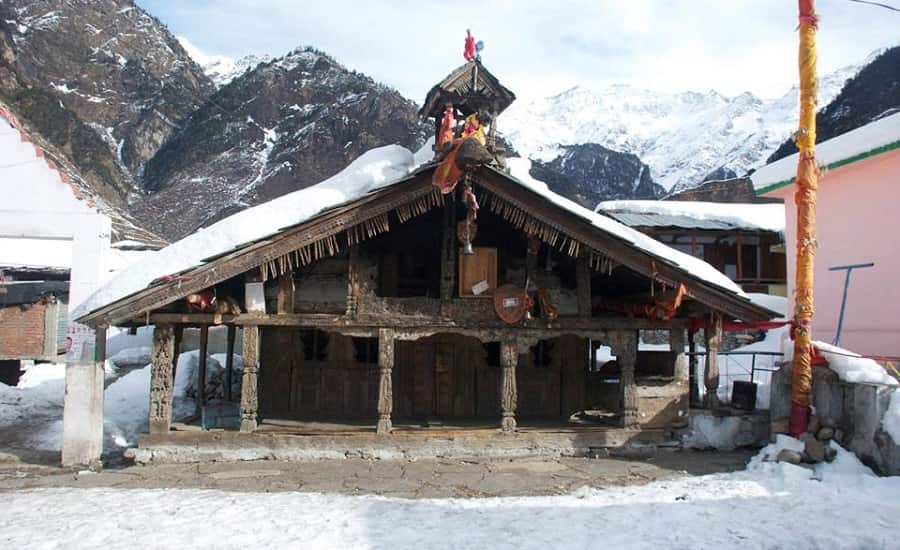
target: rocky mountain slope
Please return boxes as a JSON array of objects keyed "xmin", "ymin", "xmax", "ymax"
[
  {"xmin": 134, "ymin": 47, "xmax": 427, "ymax": 239},
  {"xmin": 529, "ymin": 144, "xmax": 663, "ymax": 209},
  {"xmin": 500, "ymin": 57, "xmax": 869, "ymax": 194},
  {"xmin": 768, "ymin": 46, "xmax": 900, "ymax": 163},
  {"xmin": 0, "ymin": 0, "xmax": 213, "ymax": 198}
]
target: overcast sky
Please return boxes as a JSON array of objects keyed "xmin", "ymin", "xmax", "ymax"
[{"xmin": 136, "ymin": 0, "xmax": 899, "ymax": 101}]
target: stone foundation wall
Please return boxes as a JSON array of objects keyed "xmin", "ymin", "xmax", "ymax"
[{"xmin": 770, "ymin": 364, "xmax": 900, "ymax": 475}]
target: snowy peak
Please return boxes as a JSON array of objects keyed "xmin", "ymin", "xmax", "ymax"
[
  {"xmin": 501, "ymin": 56, "xmax": 868, "ymax": 192},
  {"xmin": 177, "ymin": 37, "xmax": 272, "ymax": 87}
]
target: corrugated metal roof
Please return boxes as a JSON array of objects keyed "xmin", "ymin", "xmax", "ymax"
[{"xmin": 603, "ymin": 211, "xmax": 748, "ymax": 231}]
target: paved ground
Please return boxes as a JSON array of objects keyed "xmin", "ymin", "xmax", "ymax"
[{"xmin": 0, "ymin": 449, "xmax": 754, "ymax": 498}]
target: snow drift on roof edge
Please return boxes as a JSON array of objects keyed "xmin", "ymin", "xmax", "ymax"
[
  {"xmin": 77, "ymin": 143, "xmax": 744, "ymax": 321},
  {"xmin": 595, "ymin": 200, "xmax": 785, "ymax": 234}
]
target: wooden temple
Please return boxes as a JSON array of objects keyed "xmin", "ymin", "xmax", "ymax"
[{"xmin": 77, "ymin": 61, "xmax": 776, "ymax": 460}]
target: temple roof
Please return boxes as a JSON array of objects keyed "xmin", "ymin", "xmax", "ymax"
[{"xmin": 419, "ymin": 60, "xmax": 516, "ymax": 120}]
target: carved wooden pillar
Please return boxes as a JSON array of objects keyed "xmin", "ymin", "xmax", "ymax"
[
  {"xmin": 687, "ymin": 327, "xmax": 700, "ymax": 406},
  {"xmin": 704, "ymin": 313, "xmax": 722, "ymax": 408},
  {"xmin": 611, "ymin": 330, "xmax": 639, "ymax": 428},
  {"xmin": 376, "ymin": 328, "xmax": 395, "ymax": 434},
  {"xmin": 346, "ymin": 246, "xmax": 360, "ymax": 316},
  {"xmin": 500, "ymin": 339, "xmax": 518, "ymax": 433},
  {"xmin": 240, "ymin": 325, "xmax": 260, "ymax": 432},
  {"xmin": 576, "ymin": 251, "xmax": 592, "ymax": 318},
  {"xmin": 149, "ymin": 324, "xmax": 175, "ymax": 434}
]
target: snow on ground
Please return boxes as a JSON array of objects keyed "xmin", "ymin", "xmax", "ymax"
[
  {"xmin": 596, "ymin": 200, "xmax": 785, "ymax": 234},
  {"xmin": 814, "ymin": 341, "xmax": 898, "ymax": 386},
  {"xmin": 884, "ymin": 390, "xmax": 900, "ymax": 445},
  {"xmin": 0, "ymin": 348, "xmax": 243, "ymax": 453},
  {"xmin": 2, "ymin": 438, "xmax": 899, "ymax": 549}
]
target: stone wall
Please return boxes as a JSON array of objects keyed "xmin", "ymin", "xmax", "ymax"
[{"xmin": 770, "ymin": 364, "xmax": 900, "ymax": 475}]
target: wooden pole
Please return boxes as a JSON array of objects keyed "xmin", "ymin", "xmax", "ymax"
[
  {"xmin": 149, "ymin": 324, "xmax": 175, "ymax": 434},
  {"xmin": 197, "ymin": 325, "xmax": 209, "ymax": 413},
  {"xmin": 790, "ymin": 0, "xmax": 819, "ymax": 435},
  {"xmin": 376, "ymin": 328, "xmax": 394, "ymax": 434},
  {"xmin": 610, "ymin": 330, "xmax": 638, "ymax": 428},
  {"xmin": 240, "ymin": 326, "xmax": 259, "ymax": 432},
  {"xmin": 704, "ymin": 313, "xmax": 722, "ymax": 409},
  {"xmin": 225, "ymin": 325, "xmax": 236, "ymax": 402},
  {"xmin": 499, "ymin": 339, "xmax": 518, "ymax": 433}
]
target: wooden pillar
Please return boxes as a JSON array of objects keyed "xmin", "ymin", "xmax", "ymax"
[
  {"xmin": 500, "ymin": 339, "xmax": 518, "ymax": 433},
  {"xmin": 704, "ymin": 313, "xmax": 722, "ymax": 409},
  {"xmin": 439, "ymin": 198, "xmax": 456, "ymax": 300},
  {"xmin": 197, "ymin": 325, "xmax": 209, "ymax": 411},
  {"xmin": 611, "ymin": 330, "xmax": 638, "ymax": 428},
  {"xmin": 240, "ymin": 325, "xmax": 260, "ymax": 432},
  {"xmin": 346, "ymin": 246, "xmax": 360, "ymax": 316},
  {"xmin": 576, "ymin": 251, "xmax": 592, "ymax": 318},
  {"xmin": 225, "ymin": 325, "xmax": 236, "ymax": 402},
  {"xmin": 149, "ymin": 324, "xmax": 175, "ymax": 434},
  {"xmin": 687, "ymin": 327, "xmax": 700, "ymax": 406},
  {"xmin": 737, "ymin": 233, "xmax": 744, "ymax": 281},
  {"xmin": 277, "ymin": 271, "xmax": 295, "ymax": 314},
  {"xmin": 376, "ymin": 328, "xmax": 394, "ymax": 434},
  {"xmin": 670, "ymin": 328, "xmax": 687, "ymax": 382}
]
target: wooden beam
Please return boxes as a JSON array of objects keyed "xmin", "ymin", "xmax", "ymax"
[
  {"xmin": 376, "ymin": 328, "xmax": 394, "ymax": 434},
  {"xmin": 149, "ymin": 324, "xmax": 175, "ymax": 434},
  {"xmin": 439, "ymin": 198, "xmax": 457, "ymax": 300},
  {"xmin": 225, "ymin": 325, "xmax": 236, "ymax": 402},
  {"xmin": 500, "ymin": 339, "xmax": 518, "ymax": 433},
  {"xmin": 147, "ymin": 311, "xmax": 689, "ymax": 331},
  {"xmin": 240, "ymin": 326, "xmax": 259, "ymax": 432},
  {"xmin": 276, "ymin": 272, "xmax": 295, "ymax": 314},
  {"xmin": 704, "ymin": 313, "xmax": 722, "ymax": 409}
]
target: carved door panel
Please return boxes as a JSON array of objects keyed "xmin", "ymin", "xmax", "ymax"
[{"xmin": 434, "ymin": 342, "xmax": 455, "ymax": 417}]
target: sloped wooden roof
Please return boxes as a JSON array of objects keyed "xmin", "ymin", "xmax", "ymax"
[
  {"xmin": 420, "ymin": 61, "xmax": 517, "ymax": 120},
  {"xmin": 77, "ymin": 164, "xmax": 778, "ymax": 326}
]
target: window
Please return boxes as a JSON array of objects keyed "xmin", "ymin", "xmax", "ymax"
[{"xmin": 589, "ymin": 340, "xmax": 617, "ymax": 373}]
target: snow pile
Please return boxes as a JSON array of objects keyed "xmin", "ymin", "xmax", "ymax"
[
  {"xmin": 109, "ymin": 347, "xmax": 151, "ymax": 368},
  {"xmin": 506, "ymin": 158, "xmax": 746, "ymax": 297},
  {"xmin": 596, "ymin": 200, "xmax": 785, "ymax": 234},
  {"xmin": 815, "ymin": 341, "xmax": 898, "ymax": 386},
  {"xmin": 75, "ymin": 145, "xmax": 420, "ymax": 319},
  {"xmin": 4, "ymin": 441, "xmax": 900, "ymax": 549},
  {"xmin": 883, "ymin": 390, "xmax": 900, "ymax": 445}
]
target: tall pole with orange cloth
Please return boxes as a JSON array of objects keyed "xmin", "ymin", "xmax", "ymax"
[{"xmin": 789, "ymin": 0, "xmax": 819, "ymax": 436}]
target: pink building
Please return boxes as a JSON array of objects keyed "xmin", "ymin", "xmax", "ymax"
[{"xmin": 752, "ymin": 112, "xmax": 900, "ymax": 357}]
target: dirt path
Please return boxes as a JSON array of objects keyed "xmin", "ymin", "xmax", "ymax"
[{"xmin": 0, "ymin": 449, "xmax": 754, "ymax": 498}]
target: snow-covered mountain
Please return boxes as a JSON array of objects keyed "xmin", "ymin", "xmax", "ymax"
[
  {"xmin": 500, "ymin": 55, "xmax": 876, "ymax": 193},
  {"xmin": 177, "ymin": 37, "xmax": 272, "ymax": 88}
]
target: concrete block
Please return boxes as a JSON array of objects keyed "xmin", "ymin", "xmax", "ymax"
[{"xmin": 62, "ymin": 362, "xmax": 104, "ymax": 466}]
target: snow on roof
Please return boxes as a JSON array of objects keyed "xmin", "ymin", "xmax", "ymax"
[
  {"xmin": 504, "ymin": 158, "xmax": 745, "ymax": 296},
  {"xmin": 752, "ymin": 111, "xmax": 900, "ymax": 194},
  {"xmin": 596, "ymin": 200, "xmax": 785, "ymax": 234},
  {"xmin": 78, "ymin": 148, "xmax": 752, "ymax": 320},
  {"xmin": 74, "ymin": 145, "xmax": 423, "ymax": 319}
]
